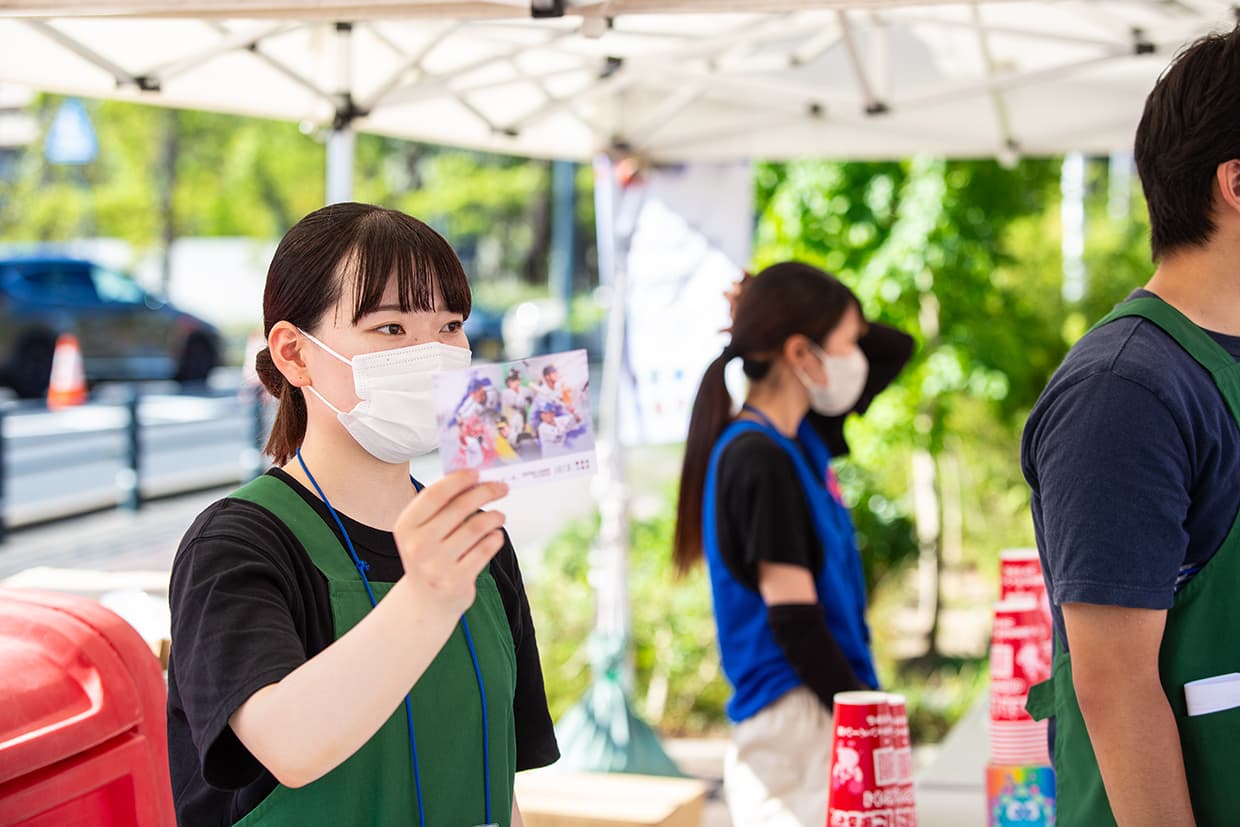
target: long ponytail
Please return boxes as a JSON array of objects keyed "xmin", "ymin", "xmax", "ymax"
[
  {"xmin": 673, "ymin": 350, "xmax": 737, "ymax": 575},
  {"xmin": 672, "ymin": 261, "xmax": 860, "ymax": 576}
]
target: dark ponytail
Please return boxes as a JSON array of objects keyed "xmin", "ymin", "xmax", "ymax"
[
  {"xmin": 673, "ymin": 351, "xmax": 737, "ymax": 575},
  {"xmin": 672, "ymin": 261, "xmax": 859, "ymax": 574},
  {"xmin": 255, "ymin": 345, "xmax": 307, "ymax": 466}
]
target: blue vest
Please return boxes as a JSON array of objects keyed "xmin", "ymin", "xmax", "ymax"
[{"xmin": 703, "ymin": 417, "xmax": 878, "ymax": 723}]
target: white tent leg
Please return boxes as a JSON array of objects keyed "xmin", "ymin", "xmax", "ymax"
[
  {"xmin": 325, "ymin": 21, "xmax": 356, "ymax": 205},
  {"xmin": 552, "ymin": 155, "xmax": 681, "ymax": 777},
  {"xmin": 326, "ymin": 126, "xmax": 355, "ymax": 204},
  {"xmin": 592, "ymin": 151, "xmax": 629, "ymax": 655}
]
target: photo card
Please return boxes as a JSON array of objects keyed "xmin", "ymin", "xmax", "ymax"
[{"xmin": 433, "ymin": 349, "xmax": 596, "ymax": 488}]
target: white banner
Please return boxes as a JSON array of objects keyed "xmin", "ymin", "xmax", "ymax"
[{"xmin": 620, "ymin": 162, "xmax": 753, "ymax": 445}]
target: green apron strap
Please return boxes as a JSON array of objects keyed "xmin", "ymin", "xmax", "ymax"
[
  {"xmin": 1025, "ymin": 677, "xmax": 1055, "ymax": 720},
  {"xmin": 230, "ymin": 474, "xmax": 359, "ymax": 581},
  {"xmin": 1095, "ymin": 297, "xmax": 1240, "ymax": 427},
  {"xmin": 227, "ymin": 473, "xmax": 518, "ymax": 827},
  {"xmin": 1049, "ymin": 297, "xmax": 1240, "ymax": 825}
]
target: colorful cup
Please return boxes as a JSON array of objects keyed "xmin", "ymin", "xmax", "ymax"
[{"xmin": 987, "ymin": 764, "xmax": 1055, "ymax": 826}]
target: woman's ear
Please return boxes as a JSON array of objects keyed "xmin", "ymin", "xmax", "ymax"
[
  {"xmin": 781, "ymin": 333, "xmax": 810, "ymax": 366},
  {"xmin": 1218, "ymin": 159, "xmax": 1240, "ymax": 216},
  {"xmin": 781, "ymin": 334, "xmax": 826, "ymax": 383},
  {"xmin": 269, "ymin": 321, "xmax": 311, "ymax": 389}
]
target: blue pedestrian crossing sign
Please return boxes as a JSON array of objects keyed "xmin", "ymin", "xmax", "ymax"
[{"xmin": 45, "ymin": 98, "xmax": 98, "ymax": 165}]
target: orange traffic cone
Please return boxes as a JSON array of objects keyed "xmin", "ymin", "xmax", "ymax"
[{"xmin": 46, "ymin": 333, "xmax": 88, "ymax": 410}]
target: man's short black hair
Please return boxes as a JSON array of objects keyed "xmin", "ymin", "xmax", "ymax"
[
  {"xmin": 1135, "ymin": 25, "xmax": 1240, "ymax": 261},
  {"xmin": 543, "ymin": 364, "xmax": 557, "ymax": 376}
]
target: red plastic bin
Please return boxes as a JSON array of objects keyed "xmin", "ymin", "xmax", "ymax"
[{"xmin": 0, "ymin": 588, "xmax": 174, "ymax": 826}]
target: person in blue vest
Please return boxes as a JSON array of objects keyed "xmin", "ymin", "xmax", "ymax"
[
  {"xmin": 672, "ymin": 261, "xmax": 912, "ymax": 826},
  {"xmin": 1022, "ymin": 26, "xmax": 1240, "ymax": 826},
  {"xmin": 166, "ymin": 203, "xmax": 559, "ymax": 826}
]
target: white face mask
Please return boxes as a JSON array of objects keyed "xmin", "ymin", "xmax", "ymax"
[
  {"xmin": 794, "ymin": 344, "xmax": 869, "ymax": 417},
  {"xmin": 298, "ymin": 328, "xmax": 471, "ymax": 463}
]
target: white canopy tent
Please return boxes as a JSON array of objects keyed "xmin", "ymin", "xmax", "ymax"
[
  {"xmin": 2, "ymin": 0, "xmax": 1236, "ymax": 776},
  {"xmin": 1, "ymin": 1, "xmax": 1236, "ymax": 168}
]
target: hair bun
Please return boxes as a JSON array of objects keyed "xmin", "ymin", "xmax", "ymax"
[{"xmin": 254, "ymin": 347, "xmax": 285, "ymax": 399}]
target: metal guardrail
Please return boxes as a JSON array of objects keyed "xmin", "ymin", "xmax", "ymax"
[{"xmin": 0, "ymin": 384, "xmax": 270, "ymax": 542}]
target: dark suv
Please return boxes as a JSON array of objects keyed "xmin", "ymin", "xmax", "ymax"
[{"xmin": 0, "ymin": 256, "xmax": 221, "ymax": 398}]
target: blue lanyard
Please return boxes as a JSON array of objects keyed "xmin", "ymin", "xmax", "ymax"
[
  {"xmin": 741, "ymin": 403, "xmax": 776, "ymax": 430},
  {"xmin": 741, "ymin": 404, "xmax": 822, "ymax": 493},
  {"xmin": 296, "ymin": 450, "xmax": 493, "ymax": 827}
]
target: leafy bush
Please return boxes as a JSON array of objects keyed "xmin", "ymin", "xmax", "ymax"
[{"xmin": 529, "ymin": 491, "xmax": 730, "ymax": 736}]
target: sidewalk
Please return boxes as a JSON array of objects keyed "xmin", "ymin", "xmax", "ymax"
[{"xmin": 0, "ymin": 486, "xmax": 225, "ymax": 590}]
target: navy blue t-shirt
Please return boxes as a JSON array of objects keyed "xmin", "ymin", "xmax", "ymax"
[{"xmin": 1021, "ymin": 290, "xmax": 1240, "ymax": 651}]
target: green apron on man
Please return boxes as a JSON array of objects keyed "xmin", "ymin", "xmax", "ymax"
[
  {"xmin": 1027, "ymin": 297, "xmax": 1240, "ymax": 826},
  {"xmin": 227, "ymin": 474, "xmax": 517, "ymax": 827}
]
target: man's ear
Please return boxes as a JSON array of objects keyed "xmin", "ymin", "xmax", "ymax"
[
  {"xmin": 1218, "ymin": 159, "xmax": 1240, "ymax": 215},
  {"xmin": 269, "ymin": 321, "xmax": 310, "ymax": 389}
]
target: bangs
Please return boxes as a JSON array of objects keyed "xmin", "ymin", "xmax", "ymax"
[{"xmin": 342, "ymin": 210, "xmax": 471, "ymax": 323}]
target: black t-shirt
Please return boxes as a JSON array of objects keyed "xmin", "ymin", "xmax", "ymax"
[
  {"xmin": 167, "ymin": 469, "xmax": 559, "ymax": 826},
  {"xmin": 1021, "ymin": 290, "xmax": 1240, "ymax": 651},
  {"xmin": 714, "ymin": 431, "xmax": 823, "ymax": 588}
]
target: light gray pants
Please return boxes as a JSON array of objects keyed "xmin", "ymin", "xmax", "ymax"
[{"xmin": 724, "ymin": 687, "xmax": 834, "ymax": 827}]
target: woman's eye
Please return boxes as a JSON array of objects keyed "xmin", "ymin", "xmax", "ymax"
[
  {"xmin": 443, "ymin": 321, "xmax": 464, "ymax": 334},
  {"xmin": 376, "ymin": 323, "xmax": 405, "ymax": 335}
]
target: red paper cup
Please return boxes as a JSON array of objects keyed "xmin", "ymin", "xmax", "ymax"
[
  {"xmin": 990, "ymin": 597, "xmax": 1052, "ymax": 724},
  {"xmin": 885, "ymin": 693, "xmax": 918, "ymax": 827},
  {"xmin": 990, "ymin": 720, "xmax": 1050, "ymax": 765},
  {"xmin": 999, "ymin": 549, "xmax": 1045, "ymax": 602},
  {"xmin": 828, "ymin": 691, "xmax": 902, "ymax": 826}
]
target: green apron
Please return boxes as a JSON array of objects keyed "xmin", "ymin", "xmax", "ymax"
[
  {"xmin": 1026, "ymin": 296, "xmax": 1240, "ymax": 826},
  {"xmin": 227, "ymin": 474, "xmax": 517, "ymax": 827}
]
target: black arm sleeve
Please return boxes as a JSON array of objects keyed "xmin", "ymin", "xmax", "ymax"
[
  {"xmin": 807, "ymin": 321, "xmax": 915, "ymax": 457},
  {"xmin": 489, "ymin": 537, "xmax": 561, "ymax": 770},
  {"xmin": 767, "ymin": 602, "xmax": 865, "ymax": 712}
]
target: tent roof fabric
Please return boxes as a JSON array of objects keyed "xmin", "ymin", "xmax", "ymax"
[
  {"xmin": 0, "ymin": 1, "xmax": 1054, "ymax": 17},
  {"xmin": 1, "ymin": 1, "xmax": 1236, "ymax": 160}
]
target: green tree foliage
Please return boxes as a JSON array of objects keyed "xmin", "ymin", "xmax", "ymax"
[
  {"xmin": 0, "ymin": 98, "xmax": 598, "ymax": 312},
  {"xmin": 531, "ymin": 488, "xmax": 730, "ymax": 737},
  {"xmin": 0, "ymin": 97, "xmax": 326, "ymax": 245},
  {"xmin": 753, "ymin": 157, "xmax": 1070, "ymax": 583}
]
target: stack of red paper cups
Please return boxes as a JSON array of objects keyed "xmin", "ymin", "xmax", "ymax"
[
  {"xmin": 827, "ymin": 691, "xmax": 917, "ymax": 826},
  {"xmin": 885, "ymin": 694, "xmax": 917, "ymax": 827},
  {"xmin": 989, "ymin": 550, "xmax": 1054, "ymax": 766}
]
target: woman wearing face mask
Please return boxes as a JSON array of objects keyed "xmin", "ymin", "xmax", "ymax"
[
  {"xmin": 167, "ymin": 203, "xmax": 559, "ymax": 827},
  {"xmin": 673, "ymin": 261, "xmax": 912, "ymax": 827}
]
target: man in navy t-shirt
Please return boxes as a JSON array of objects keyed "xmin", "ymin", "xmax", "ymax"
[{"xmin": 1021, "ymin": 25, "xmax": 1240, "ymax": 826}]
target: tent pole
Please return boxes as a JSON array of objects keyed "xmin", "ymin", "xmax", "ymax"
[
  {"xmin": 552, "ymin": 155, "xmax": 682, "ymax": 778},
  {"xmin": 326, "ymin": 21, "xmax": 355, "ymax": 204},
  {"xmin": 326, "ymin": 127, "xmax": 355, "ymax": 205},
  {"xmin": 592, "ymin": 151, "xmax": 629, "ymax": 668},
  {"xmin": 549, "ymin": 159, "xmax": 576, "ymax": 354}
]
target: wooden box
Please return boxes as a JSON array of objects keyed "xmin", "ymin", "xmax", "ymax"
[{"xmin": 516, "ymin": 770, "xmax": 707, "ymax": 827}]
